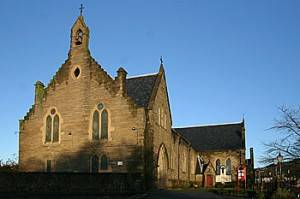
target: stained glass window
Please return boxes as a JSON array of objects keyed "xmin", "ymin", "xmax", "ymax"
[
  {"xmin": 45, "ymin": 110, "xmax": 60, "ymax": 143},
  {"xmin": 100, "ymin": 155, "xmax": 108, "ymax": 170},
  {"xmin": 101, "ymin": 110, "xmax": 108, "ymax": 139},
  {"xmin": 92, "ymin": 111, "xmax": 99, "ymax": 140},
  {"xmin": 53, "ymin": 115, "xmax": 59, "ymax": 142},
  {"xmin": 91, "ymin": 155, "xmax": 99, "ymax": 173},
  {"xmin": 226, "ymin": 158, "xmax": 231, "ymax": 175},
  {"xmin": 46, "ymin": 115, "xmax": 52, "ymax": 142}
]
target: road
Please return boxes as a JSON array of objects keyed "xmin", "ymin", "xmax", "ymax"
[
  {"xmin": 0, "ymin": 190, "xmax": 249, "ymax": 199},
  {"xmin": 143, "ymin": 190, "xmax": 249, "ymax": 199}
]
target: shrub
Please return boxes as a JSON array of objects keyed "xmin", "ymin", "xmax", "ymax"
[
  {"xmin": 271, "ymin": 188, "xmax": 295, "ymax": 199},
  {"xmin": 257, "ymin": 192, "xmax": 265, "ymax": 199},
  {"xmin": 224, "ymin": 182, "xmax": 235, "ymax": 188},
  {"xmin": 215, "ymin": 182, "xmax": 224, "ymax": 188}
]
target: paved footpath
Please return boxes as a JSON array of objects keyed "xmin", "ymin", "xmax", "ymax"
[{"xmin": 142, "ymin": 190, "xmax": 249, "ymax": 199}]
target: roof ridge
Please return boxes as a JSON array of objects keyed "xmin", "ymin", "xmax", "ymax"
[
  {"xmin": 173, "ymin": 121, "xmax": 243, "ymax": 129},
  {"xmin": 127, "ymin": 72, "xmax": 158, "ymax": 79}
]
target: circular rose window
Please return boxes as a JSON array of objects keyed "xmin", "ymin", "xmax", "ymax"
[{"xmin": 97, "ymin": 103, "xmax": 104, "ymax": 110}]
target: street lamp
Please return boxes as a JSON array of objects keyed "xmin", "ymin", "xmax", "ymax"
[
  {"xmin": 274, "ymin": 152, "xmax": 283, "ymax": 189},
  {"xmin": 277, "ymin": 153, "xmax": 283, "ymax": 186},
  {"xmin": 277, "ymin": 152, "xmax": 283, "ymax": 164},
  {"xmin": 274, "ymin": 158, "xmax": 278, "ymax": 176}
]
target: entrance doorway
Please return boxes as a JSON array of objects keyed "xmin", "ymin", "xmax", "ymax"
[
  {"xmin": 206, "ymin": 174, "xmax": 213, "ymax": 187},
  {"xmin": 157, "ymin": 144, "xmax": 168, "ymax": 188}
]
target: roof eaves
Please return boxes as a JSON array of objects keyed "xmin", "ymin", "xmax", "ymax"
[
  {"xmin": 127, "ymin": 73, "xmax": 158, "ymax": 79},
  {"xmin": 173, "ymin": 121, "xmax": 244, "ymax": 129},
  {"xmin": 172, "ymin": 128, "xmax": 192, "ymax": 147}
]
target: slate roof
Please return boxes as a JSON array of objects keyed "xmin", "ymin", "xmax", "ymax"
[
  {"xmin": 126, "ymin": 74, "xmax": 158, "ymax": 107},
  {"xmin": 174, "ymin": 122, "xmax": 245, "ymax": 152}
]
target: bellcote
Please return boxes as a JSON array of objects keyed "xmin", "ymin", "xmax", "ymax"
[{"xmin": 69, "ymin": 15, "xmax": 90, "ymax": 57}]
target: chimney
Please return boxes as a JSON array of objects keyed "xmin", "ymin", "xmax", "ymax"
[
  {"xmin": 35, "ymin": 81, "xmax": 45, "ymax": 105},
  {"xmin": 116, "ymin": 67, "xmax": 127, "ymax": 96}
]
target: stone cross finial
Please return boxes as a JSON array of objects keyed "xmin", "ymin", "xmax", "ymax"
[
  {"xmin": 79, "ymin": 4, "xmax": 85, "ymax": 15},
  {"xmin": 160, "ymin": 56, "xmax": 163, "ymax": 65}
]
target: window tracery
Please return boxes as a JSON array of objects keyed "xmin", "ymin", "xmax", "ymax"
[
  {"xmin": 91, "ymin": 103, "xmax": 109, "ymax": 141},
  {"xmin": 45, "ymin": 108, "xmax": 60, "ymax": 143}
]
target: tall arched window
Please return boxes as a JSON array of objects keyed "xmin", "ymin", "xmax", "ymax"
[
  {"xmin": 182, "ymin": 150, "xmax": 187, "ymax": 172},
  {"xmin": 45, "ymin": 108, "xmax": 60, "ymax": 143},
  {"xmin": 91, "ymin": 155, "xmax": 99, "ymax": 173},
  {"xmin": 101, "ymin": 110, "xmax": 108, "ymax": 139},
  {"xmin": 196, "ymin": 156, "xmax": 204, "ymax": 174},
  {"xmin": 92, "ymin": 111, "xmax": 99, "ymax": 140},
  {"xmin": 91, "ymin": 103, "xmax": 109, "ymax": 141},
  {"xmin": 100, "ymin": 155, "xmax": 108, "ymax": 170},
  {"xmin": 216, "ymin": 159, "xmax": 221, "ymax": 175},
  {"xmin": 226, "ymin": 158, "xmax": 231, "ymax": 175},
  {"xmin": 53, "ymin": 115, "xmax": 59, "ymax": 142},
  {"xmin": 45, "ymin": 115, "xmax": 52, "ymax": 142}
]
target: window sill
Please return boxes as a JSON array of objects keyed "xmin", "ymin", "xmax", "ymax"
[
  {"xmin": 90, "ymin": 139, "xmax": 110, "ymax": 143},
  {"xmin": 43, "ymin": 142, "xmax": 60, "ymax": 146}
]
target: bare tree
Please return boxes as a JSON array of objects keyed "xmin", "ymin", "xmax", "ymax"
[
  {"xmin": 260, "ymin": 106, "xmax": 300, "ymax": 165},
  {"xmin": 0, "ymin": 154, "xmax": 18, "ymax": 172}
]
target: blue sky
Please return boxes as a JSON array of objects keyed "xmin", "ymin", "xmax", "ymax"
[{"xmin": 0, "ymin": 1, "xmax": 299, "ymax": 167}]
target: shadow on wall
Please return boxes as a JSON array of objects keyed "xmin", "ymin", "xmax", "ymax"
[
  {"xmin": 22, "ymin": 141, "xmax": 144, "ymax": 173},
  {"xmin": 11, "ymin": 143, "xmax": 145, "ymax": 194}
]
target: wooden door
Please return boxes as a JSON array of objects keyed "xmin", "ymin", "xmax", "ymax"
[{"xmin": 206, "ymin": 174, "xmax": 213, "ymax": 187}]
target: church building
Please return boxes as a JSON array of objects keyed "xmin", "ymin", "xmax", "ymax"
[{"xmin": 19, "ymin": 14, "xmax": 246, "ymax": 188}]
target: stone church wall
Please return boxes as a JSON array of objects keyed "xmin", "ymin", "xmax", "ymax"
[
  {"xmin": 19, "ymin": 56, "xmax": 146, "ymax": 173},
  {"xmin": 148, "ymin": 73, "xmax": 201, "ymax": 187},
  {"xmin": 19, "ymin": 15, "xmax": 246, "ymax": 190},
  {"xmin": 200, "ymin": 149, "xmax": 246, "ymax": 186}
]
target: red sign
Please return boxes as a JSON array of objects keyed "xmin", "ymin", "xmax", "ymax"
[{"xmin": 238, "ymin": 166, "xmax": 246, "ymax": 181}]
